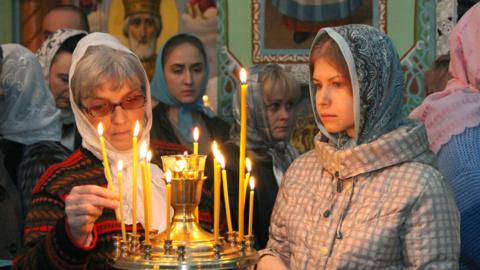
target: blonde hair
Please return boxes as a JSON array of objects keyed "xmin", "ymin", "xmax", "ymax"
[
  {"xmin": 71, "ymin": 45, "xmax": 146, "ymax": 106},
  {"xmin": 261, "ymin": 64, "xmax": 301, "ymax": 103}
]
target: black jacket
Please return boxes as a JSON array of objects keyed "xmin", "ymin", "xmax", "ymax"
[{"xmin": 200, "ymin": 142, "xmax": 279, "ymax": 249}]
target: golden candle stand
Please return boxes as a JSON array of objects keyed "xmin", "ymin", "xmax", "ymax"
[{"xmin": 111, "ymin": 154, "xmax": 259, "ymax": 269}]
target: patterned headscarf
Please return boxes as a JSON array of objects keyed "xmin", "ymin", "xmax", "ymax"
[
  {"xmin": 230, "ymin": 64, "xmax": 299, "ymax": 182},
  {"xmin": 0, "ymin": 44, "xmax": 61, "ymax": 145},
  {"xmin": 150, "ymin": 33, "xmax": 213, "ymax": 143},
  {"xmin": 410, "ymin": 3, "xmax": 480, "ymax": 153},
  {"xmin": 36, "ymin": 28, "xmax": 87, "ymax": 87},
  {"xmin": 36, "ymin": 28, "xmax": 87, "ymax": 127},
  {"xmin": 309, "ymin": 25, "xmax": 408, "ymax": 148}
]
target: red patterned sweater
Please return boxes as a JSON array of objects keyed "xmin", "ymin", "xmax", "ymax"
[{"xmin": 13, "ymin": 148, "xmax": 144, "ymax": 270}]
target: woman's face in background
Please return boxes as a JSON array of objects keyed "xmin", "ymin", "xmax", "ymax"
[
  {"xmin": 163, "ymin": 42, "xmax": 205, "ymax": 104},
  {"xmin": 264, "ymin": 86, "xmax": 297, "ymax": 141},
  {"xmin": 49, "ymin": 52, "xmax": 72, "ymax": 109}
]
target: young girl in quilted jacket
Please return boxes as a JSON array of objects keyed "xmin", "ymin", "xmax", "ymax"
[{"xmin": 257, "ymin": 24, "xmax": 460, "ymax": 270}]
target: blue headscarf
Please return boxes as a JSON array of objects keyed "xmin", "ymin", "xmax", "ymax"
[
  {"xmin": 309, "ymin": 24, "xmax": 409, "ymax": 148},
  {"xmin": 150, "ymin": 33, "xmax": 212, "ymax": 143}
]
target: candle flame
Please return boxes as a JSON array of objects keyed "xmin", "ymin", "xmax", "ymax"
[
  {"xmin": 240, "ymin": 68, "xmax": 247, "ymax": 84},
  {"xmin": 193, "ymin": 127, "xmax": 199, "ymax": 141},
  {"xmin": 250, "ymin": 176, "xmax": 255, "ymax": 190},
  {"xmin": 97, "ymin": 122, "xmax": 104, "ymax": 136},
  {"xmin": 140, "ymin": 142, "xmax": 147, "ymax": 159},
  {"xmin": 175, "ymin": 159, "xmax": 187, "ymax": 172},
  {"xmin": 166, "ymin": 170, "xmax": 172, "ymax": 184},
  {"xmin": 246, "ymin": 157, "xmax": 252, "ymax": 172},
  {"xmin": 212, "ymin": 141, "xmax": 218, "ymax": 157},
  {"xmin": 217, "ymin": 152, "xmax": 225, "ymax": 169},
  {"xmin": 146, "ymin": 150, "xmax": 152, "ymax": 163},
  {"xmin": 134, "ymin": 121, "xmax": 140, "ymax": 137},
  {"xmin": 117, "ymin": 160, "xmax": 123, "ymax": 171}
]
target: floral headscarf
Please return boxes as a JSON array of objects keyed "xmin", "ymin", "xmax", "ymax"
[
  {"xmin": 309, "ymin": 24, "xmax": 408, "ymax": 148},
  {"xmin": 36, "ymin": 28, "xmax": 87, "ymax": 88},
  {"xmin": 0, "ymin": 44, "xmax": 61, "ymax": 145}
]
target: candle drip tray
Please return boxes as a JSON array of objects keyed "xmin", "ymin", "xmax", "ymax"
[
  {"xmin": 112, "ymin": 231, "xmax": 258, "ymax": 270},
  {"xmin": 111, "ymin": 154, "xmax": 258, "ymax": 269}
]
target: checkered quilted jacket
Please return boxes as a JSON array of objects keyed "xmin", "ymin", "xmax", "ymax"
[{"xmin": 262, "ymin": 124, "xmax": 460, "ymax": 269}]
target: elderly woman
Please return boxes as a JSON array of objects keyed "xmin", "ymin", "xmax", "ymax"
[
  {"xmin": 257, "ymin": 25, "xmax": 460, "ymax": 269},
  {"xmin": 36, "ymin": 28, "xmax": 87, "ymax": 151},
  {"xmin": 200, "ymin": 64, "xmax": 301, "ymax": 248},
  {"xmin": 15, "ymin": 33, "xmax": 168, "ymax": 269}
]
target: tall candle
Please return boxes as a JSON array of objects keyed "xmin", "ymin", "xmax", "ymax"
[
  {"xmin": 238, "ymin": 68, "xmax": 248, "ymax": 240},
  {"xmin": 212, "ymin": 142, "xmax": 220, "ymax": 242},
  {"xmin": 193, "ymin": 126, "xmax": 200, "ymax": 222},
  {"xmin": 117, "ymin": 160, "xmax": 126, "ymax": 243},
  {"xmin": 146, "ymin": 150, "xmax": 153, "ymax": 237},
  {"xmin": 218, "ymin": 153, "xmax": 232, "ymax": 233},
  {"xmin": 97, "ymin": 123, "xmax": 113, "ymax": 191},
  {"xmin": 132, "ymin": 121, "xmax": 140, "ymax": 234},
  {"xmin": 97, "ymin": 123, "xmax": 118, "ymax": 220},
  {"xmin": 139, "ymin": 142, "xmax": 150, "ymax": 245},
  {"xmin": 165, "ymin": 170, "xmax": 172, "ymax": 240},
  {"xmin": 193, "ymin": 127, "xmax": 199, "ymax": 155},
  {"xmin": 243, "ymin": 157, "xmax": 252, "ymax": 205},
  {"xmin": 248, "ymin": 177, "xmax": 255, "ymax": 236}
]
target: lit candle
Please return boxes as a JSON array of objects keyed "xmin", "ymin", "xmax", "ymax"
[
  {"xmin": 192, "ymin": 130, "xmax": 199, "ymax": 222},
  {"xmin": 212, "ymin": 141, "xmax": 220, "ymax": 242},
  {"xmin": 243, "ymin": 157, "xmax": 252, "ymax": 205},
  {"xmin": 248, "ymin": 177, "xmax": 255, "ymax": 236},
  {"xmin": 193, "ymin": 127, "xmax": 199, "ymax": 155},
  {"xmin": 217, "ymin": 153, "xmax": 232, "ymax": 233},
  {"xmin": 139, "ymin": 142, "xmax": 150, "ymax": 244},
  {"xmin": 132, "ymin": 120, "xmax": 140, "ymax": 234},
  {"xmin": 238, "ymin": 68, "xmax": 248, "ymax": 241},
  {"xmin": 146, "ymin": 150, "xmax": 153, "ymax": 238},
  {"xmin": 97, "ymin": 122, "xmax": 113, "ymax": 191},
  {"xmin": 97, "ymin": 123, "xmax": 118, "ymax": 220},
  {"xmin": 165, "ymin": 170, "xmax": 172, "ymax": 240},
  {"xmin": 117, "ymin": 160, "xmax": 126, "ymax": 243}
]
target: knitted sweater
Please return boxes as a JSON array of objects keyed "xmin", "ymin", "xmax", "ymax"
[
  {"xmin": 437, "ymin": 126, "xmax": 480, "ymax": 270},
  {"xmin": 13, "ymin": 148, "xmax": 143, "ymax": 270}
]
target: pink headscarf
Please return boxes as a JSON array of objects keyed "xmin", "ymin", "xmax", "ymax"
[{"xmin": 410, "ymin": 3, "xmax": 480, "ymax": 153}]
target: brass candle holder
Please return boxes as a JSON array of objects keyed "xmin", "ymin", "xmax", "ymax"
[{"xmin": 112, "ymin": 154, "xmax": 258, "ymax": 269}]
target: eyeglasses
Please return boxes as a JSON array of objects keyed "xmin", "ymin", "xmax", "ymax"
[{"xmin": 82, "ymin": 94, "xmax": 146, "ymax": 117}]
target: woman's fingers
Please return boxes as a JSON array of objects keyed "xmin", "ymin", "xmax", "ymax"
[
  {"xmin": 65, "ymin": 202, "xmax": 103, "ymax": 218},
  {"xmin": 67, "ymin": 193, "xmax": 118, "ymax": 210},
  {"xmin": 72, "ymin": 185, "xmax": 119, "ymax": 200}
]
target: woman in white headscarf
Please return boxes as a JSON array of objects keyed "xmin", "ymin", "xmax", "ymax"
[
  {"xmin": 0, "ymin": 43, "xmax": 69, "ymax": 218},
  {"xmin": 16, "ymin": 33, "xmax": 168, "ymax": 269},
  {"xmin": 36, "ymin": 28, "xmax": 87, "ymax": 151}
]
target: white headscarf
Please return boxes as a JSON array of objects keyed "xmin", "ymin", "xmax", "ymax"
[
  {"xmin": 0, "ymin": 44, "xmax": 61, "ymax": 145},
  {"xmin": 68, "ymin": 32, "xmax": 168, "ymax": 231}
]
